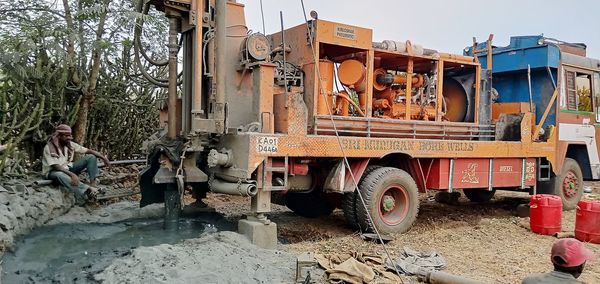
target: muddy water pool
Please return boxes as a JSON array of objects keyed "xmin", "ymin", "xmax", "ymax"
[{"xmin": 2, "ymin": 214, "xmax": 234, "ymax": 283}]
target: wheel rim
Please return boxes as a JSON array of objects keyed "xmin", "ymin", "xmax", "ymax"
[
  {"xmin": 377, "ymin": 183, "xmax": 409, "ymax": 226},
  {"xmin": 562, "ymin": 171, "xmax": 579, "ymax": 199}
]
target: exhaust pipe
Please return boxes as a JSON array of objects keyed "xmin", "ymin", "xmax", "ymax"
[{"xmin": 210, "ymin": 178, "xmax": 258, "ymax": 197}]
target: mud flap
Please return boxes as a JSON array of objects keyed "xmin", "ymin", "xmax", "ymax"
[
  {"xmin": 323, "ymin": 158, "xmax": 370, "ymax": 193},
  {"xmin": 139, "ymin": 141, "xmax": 207, "ymax": 207},
  {"xmin": 139, "ymin": 162, "xmax": 166, "ymax": 207}
]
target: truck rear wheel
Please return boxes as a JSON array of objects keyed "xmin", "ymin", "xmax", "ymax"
[
  {"xmin": 538, "ymin": 158, "xmax": 583, "ymax": 210},
  {"xmin": 355, "ymin": 167, "xmax": 419, "ymax": 235},
  {"xmin": 463, "ymin": 189, "xmax": 496, "ymax": 203},
  {"xmin": 342, "ymin": 165, "xmax": 381, "ymax": 229}
]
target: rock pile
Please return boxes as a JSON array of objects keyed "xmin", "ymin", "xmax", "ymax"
[
  {"xmin": 0, "ymin": 183, "xmax": 74, "ymax": 252},
  {"xmin": 0, "ymin": 165, "xmax": 143, "ymax": 253}
]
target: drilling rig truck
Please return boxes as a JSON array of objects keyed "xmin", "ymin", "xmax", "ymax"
[{"xmin": 137, "ymin": 0, "xmax": 598, "ymax": 243}]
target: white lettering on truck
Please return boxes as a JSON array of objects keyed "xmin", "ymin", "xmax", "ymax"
[{"xmin": 257, "ymin": 137, "xmax": 278, "ymax": 154}]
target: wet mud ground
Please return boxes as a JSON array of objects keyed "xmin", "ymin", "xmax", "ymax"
[{"xmin": 2, "ymin": 214, "xmax": 234, "ymax": 284}]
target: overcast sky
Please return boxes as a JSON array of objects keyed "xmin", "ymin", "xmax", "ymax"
[{"xmin": 239, "ymin": 0, "xmax": 600, "ymax": 59}]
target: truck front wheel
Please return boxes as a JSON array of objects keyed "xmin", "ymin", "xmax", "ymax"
[
  {"xmin": 355, "ymin": 167, "xmax": 419, "ymax": 235},
  {"xmin": 555, "ymin": 158, "xmax": 584, "ymax": 210},
  {"xmin": 538, "ymin": 158, "xmax": 583, "ymax": 210}
]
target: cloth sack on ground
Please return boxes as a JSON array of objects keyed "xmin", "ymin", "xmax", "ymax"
[
  {"xmin": 385, "ymin": 246, "xmax": 446, "ymax": 276},
  {"xmin": 315, "ymin": 253, "xmax": 352, "ymax": 270},
  {"xmin": 316, "ymin": 253, "xmax": 402, "ymax": 284},
  {"xmin": 327, "ymin": 257, "xmax": 375, "ymax": 284}
]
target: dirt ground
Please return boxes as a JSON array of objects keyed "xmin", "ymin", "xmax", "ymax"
[
  {"xmin": 3, "ymin": 175, "xmax": 598, "ymax": 283},
  {"xmin": 206, "ymin": 184, "xmax": 600, "ymax": 284}
]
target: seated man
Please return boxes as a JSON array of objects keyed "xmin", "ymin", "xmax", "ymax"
[
  {"xmin": 522, "ymin": 238, "xmax": 595, "ymax": 284},
  {"xmin": 42, "ymin": 124, "xmax": 110, "ymax": 202}
]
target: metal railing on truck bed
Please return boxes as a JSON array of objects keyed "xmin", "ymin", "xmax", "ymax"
[{"xmin": 314, "ymin": 115, "xmax": 495, "ymax": 140}]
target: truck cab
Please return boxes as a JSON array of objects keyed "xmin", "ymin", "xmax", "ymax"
[{"xmin": 467, "ymin": 35, "xmax": 600, "ymax": 208}]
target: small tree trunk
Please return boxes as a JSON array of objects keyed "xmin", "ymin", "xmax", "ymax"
[
  {"xmin": 73, "ymin": 93, "xmax": 94, "ymax": 144},
  {"xmin": 69, "ymin": 0, "xmax": 110, "ymax": 145}
]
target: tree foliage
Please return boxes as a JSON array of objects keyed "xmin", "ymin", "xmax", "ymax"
[{"xmin": 0, "ymin": 0, "xmax": 169, "ymax": 177}]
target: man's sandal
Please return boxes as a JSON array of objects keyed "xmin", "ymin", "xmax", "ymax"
[
  {"xmin": 96, "ymin": 187, "xmax": 107, "ymax": 195},
  {"xmin": 85, "ymin": 188, "xmax": 98, "ymax": 201}
]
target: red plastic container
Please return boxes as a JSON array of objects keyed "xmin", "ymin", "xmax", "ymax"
[
  {"xmin": 529, "ymin": 194, "xmax": 562, "ymax": 235},
  {"xmin": 575, "ymin": 200, "xmax": 600, "ymax": 244}
]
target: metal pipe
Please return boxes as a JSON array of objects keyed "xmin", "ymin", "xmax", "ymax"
[
  {"xmin": 164, "ymin": 185, "xmax": 181, "ymax": 230},
  {"xmin": 100, "ymin": 159, "xmax": 147, "ymax": 167},
  {"xmin": 207, "ymin": 30, "xmax": 215, "ymax": 77},
  {"xmin": 33, "ymin": 180, "xmax": 53, "ymax": 186},
  {"xmin": 479, "ymin": 70, "xmax": 492, "ymax": 139},
  {"xmin": 376, "ymin": 73, "xmax": 424, "ymax": 88},
  {"xmin": 337, "ymin": 91, "xmax": 365, "ymax": 117},
  {"xmin": 259, "ymin": 0, "xmax": 266, "ymax": 34},
  {"xmin": 437, "ymin": 53, "xmax": 477, "ymax": 63},
  {"xmin": 210, "ymin": 179, "xmax": 258, "ymax": 197},
  {"xmin": 546, "ymin": 66, "xmax": 557, "ymax": 89},
  {"xmin": 183, "ymin": 32, "xmax": 193, "ymax": 134},
  {"xmin": 111, "ymin": 159, "xmax": 146, "ymax": 164},
  {"xmin": 280, "ymin": 11, "xmax": 287, "ymax": 92},
  {"xmin": 207, "ymin": 149, "xmax": 232, "ymax": 168},
  {"xmin": 422, "ymin": 271, "xmax": 483, "ymax": 284},
  {"xmin": 192, "ymin": 0, "xmax": 204, "ymax": 117},
  {"xmin": 167, "ymin": 11, "xmax": 180, "ymax": 139},
  {"xmin": 214, "ymin": 0, "xmax": 227, "ymax": 132},
  {"xmin": 527, "ymin": 64, "xmax": 534, "ymax": 113},
  {"xmin": 33, "ymin": 159, "xmax": 146, "ymax": 186}
]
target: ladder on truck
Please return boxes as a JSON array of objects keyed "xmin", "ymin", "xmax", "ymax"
[{"xmin": 259, "ymin": 156, "xmax": 288, "ymax": 192}]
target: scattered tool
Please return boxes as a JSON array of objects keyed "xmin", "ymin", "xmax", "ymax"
[{"xmin": 296, "ymin": 252, "xmax": 317, "ymax": 283}]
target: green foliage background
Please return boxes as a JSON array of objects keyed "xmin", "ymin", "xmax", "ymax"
[{"xmin": 0, "ymin": 0, "xmax": 169, "ymax": 177}]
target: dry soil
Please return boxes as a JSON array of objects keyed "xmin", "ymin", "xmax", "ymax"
[{"xmin": 205, "ymin": 184, "xmax": 600, "ymax": 283}]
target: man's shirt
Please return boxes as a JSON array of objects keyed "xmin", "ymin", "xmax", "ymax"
[
  {"xmin": 522, "ymin": 271, "xmax": 584, "ymax": 284},
  {"xmin": 42, "ymin": 142, "xmax": 88, "ymax": 177}
]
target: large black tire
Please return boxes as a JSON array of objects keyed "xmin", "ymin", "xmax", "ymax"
[
  {"xmin": 537, "ymin": 158, "xmax": 583, "ymax": 210},
  {"xmin": 355, "ymin": 167, "xmax": 419, "ymax": 235},
  {"xmin": 285, "ymin": 189, "xmax": 334, "ymax": 218},
  {"xmin": 342, "ymin": 165, "xmax": 381, "ymax": 229},
  {"xmin": 463, "ymin": 189, "xmax": 496, "ymax": 203}
]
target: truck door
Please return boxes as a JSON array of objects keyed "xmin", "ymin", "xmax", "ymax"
[
  {"xmin": 558, "ymin": 67, "xmax": 600, "ymax": 179},
  {"xmin": 594, "ymin": 72, "xmax": 600, "ymax": 176}
]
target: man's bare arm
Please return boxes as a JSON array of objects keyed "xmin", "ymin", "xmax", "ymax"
[
  {"xmin": 85, "ymin": 149, "xmax": 110, "ymax": 167},
  {"xmin": 50, "ymin": 164, "xmax": 80, "ymax": 186}
]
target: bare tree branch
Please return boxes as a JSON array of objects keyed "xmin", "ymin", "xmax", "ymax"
[
  {"xmin": 0, "ymin": 8, "xmax": 65, "ymax": 19},
  {"xmin": 61, "ymin": 0, "xmax": 81, "ymax": 86}
]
